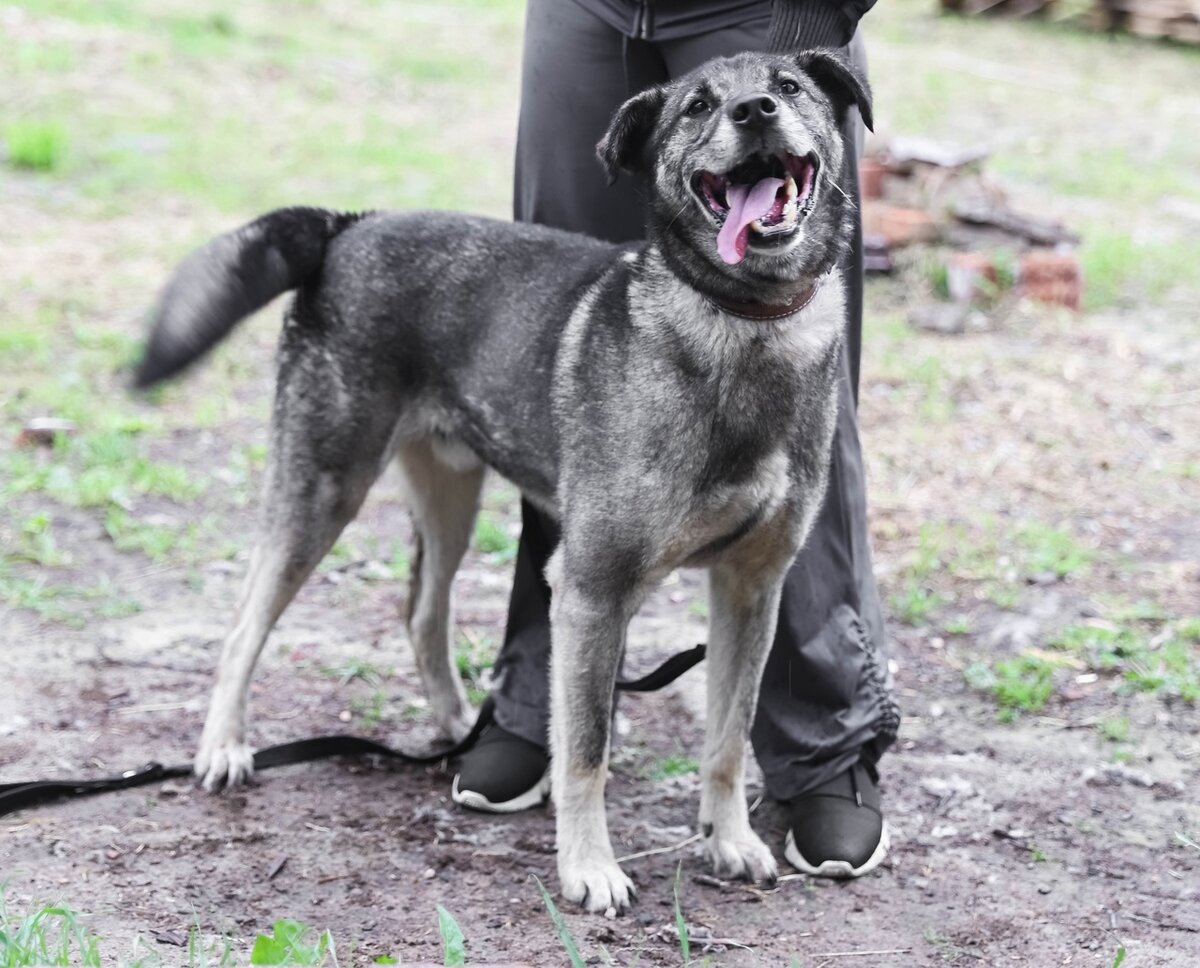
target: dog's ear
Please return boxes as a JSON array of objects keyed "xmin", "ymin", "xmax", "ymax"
[
  {"xmin": 597, "ymin": 85, "xmax": 666, "ymax": 185},
  {"xmin": 795, "ymin": 48, "xmax": 873, "ymax": 133}
]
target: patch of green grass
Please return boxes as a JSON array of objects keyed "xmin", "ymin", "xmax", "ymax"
[
  {"xmin": 1051, "ymin": 620, "xmax": 1199, "ymax": 701},
  {"xmin": 0, "ymin": 572, "xmax": 85, "ymax": 628},
  {"xmin": 436, "ymin": 906, "xmax": 466, "ymax": 967},
  {"xmin": 10, "ymin": 512, "xmax": 68, "ymax": 566},
  {"xmin": 891, "ymin": 580, "xmax": 945, "ymax": 625},
  {"xmin": 321, "ymin": 658, "xmax": 390, "ymax": 687},
  {"xmin": 0, "ymin": 569, "xmax": 142, "ymax": 628},
  {"xmin": 14, "ymin": 41, "xmax": 76, "ymax": 74},
  {"xmin": 911, "ymin": 356, "xmax": 955, "ymax": 424},
  {"xmin": 0, "ymin": 317, "xmax": 52, "ymax": 360},
  {"xmin": 1016, "ymin": 522, "xmax": 1090, "ymax": 579},
  {"xmin": 887, "ymin": 516, "xmax": 1093, "ymax": 625},
  {"xmin": 248, "ymin": 919, "xmax": 336, "ymax": 966},
  {"xmin": 473, "ymin": 513, "xmax": 517, "ymax": 562},
  {"xmin": 1079, "ymin": 230, "xmax": 1200, "ymax": 310},
  {"xmin": 4, "ymin": 426, "xmax": 202, "ymax": 513},
  {"xmin": 3, "ymin": 119, "xmax": 68, "ymax": 172},
  {"xmin": 0, "ymin": 896, "xmax": 101, "ymax": 966},
  {"xmin": 1028, "ymin": 844, "xmax": 1048, "ymax": 863},
  {"xmin": 923, "ymin": 928, "xmax": 963, "ymax": 963},
  {"xmin": 350, "ymin": 691, "xmax": 390, "ymax": 729},
  {"xmin": 986, "ymin": 583, "xmax": 1021, "ymax": 610},
  {"xmin": 999, "ymin": 147, "xmax": 1195, "ymax": 208},
  {"xmin": 965, "ymin": 654, "xmax": 1061, "ymax": 721},
  {"xmin": 104, "ymin": 508, "xmax": 192, "ymax": 560},
  {"xmin": 455, "ymin": 630, "xmax": 495, "ymax": 705},
  {"xmin": 1098, "ymin": 716, "xmax": 1130, "ymax": 743},
  {"xmin": 645, "ymin": 754, "xmax": 699, "ymax": 782}
]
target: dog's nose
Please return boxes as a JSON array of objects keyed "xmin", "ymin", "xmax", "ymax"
[{"xmin": 727, "ymin": 93, "xmax": 778, "ymax": 128}]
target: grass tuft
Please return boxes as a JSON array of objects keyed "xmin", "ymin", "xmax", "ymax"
[
  {"xmin": 673, "ymin": 863, "xmax": 690, "ymax": 965},
  {"xmin": 247, "ymin": 919, "xmax": 336, "ymax": 966},
  {"xmin": 473, "ymin": 513, "xmax": 518, "ymax": 562},
  {"xmin": 4, "ymin": 119, "xmax": 68, "ymax": 171},
  {"xmin": 965, "ymin": 654, "xmax": 1059, "ymax": 721},
  {"xmin": 0, "ymin": 895, "xmax": 102, "ymax": 967}
]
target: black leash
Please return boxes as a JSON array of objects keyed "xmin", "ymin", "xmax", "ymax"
[{"xmin": 0, "ymin": 644, "xmax": 706, "ymax": 819}]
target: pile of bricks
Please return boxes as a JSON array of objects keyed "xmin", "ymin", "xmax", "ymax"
[
  {"xmin": 859, "ymin": 137, "xmax": 1083, "ymax": 311},
  {"xmin": 939, "ymin": 0, "xmax": 1200, "ymax": 46},
  {"xmin": 1089, "ymin": 0, "xmax": 1200, "ymax": 44}
]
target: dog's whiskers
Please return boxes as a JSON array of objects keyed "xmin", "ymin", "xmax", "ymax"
[
  {"xmin": 663, "ymin": 200, "xmax": 691, "ymax": 233},
  {"xmin": 823, "ymin": 170, "xmax": 852, "ymax": 203}
]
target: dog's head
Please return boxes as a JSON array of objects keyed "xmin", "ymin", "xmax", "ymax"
[{"xmin": 598, "ymin": 49, "xmax": 871, "ymax": 298}]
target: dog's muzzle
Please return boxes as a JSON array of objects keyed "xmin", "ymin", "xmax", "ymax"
[{"xmin": 690, "ymin": 150, "xmax": 819, "ymax": 266}]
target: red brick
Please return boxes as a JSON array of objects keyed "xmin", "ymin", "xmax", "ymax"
[
  {"xmin": 859, "ymin": 158, "xmax": 888, "ymax": 199},
  {"xmin": 878, "ymin": 206, "xmax": 939, "ymax": 247},
  {"xmin": 1019, "ymin": 250, "xmax": 1082, "ymax": 311}
]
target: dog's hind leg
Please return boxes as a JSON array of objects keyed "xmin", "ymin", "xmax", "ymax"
[
  {"xmin": 698, "ymin": 539, "xmax": 794, "ymax": 886},
  {"xmin": 196, "ymin": 362, "xmax": 399, "ymax": 791},
  {"xmin": 395, "ymin": 439, "xmax": 484, "ymax": 743}
]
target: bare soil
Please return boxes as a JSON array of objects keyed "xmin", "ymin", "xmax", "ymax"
[{"xmin": 2, "ymin": 1, "xmax": 1199, "ymax": 965}]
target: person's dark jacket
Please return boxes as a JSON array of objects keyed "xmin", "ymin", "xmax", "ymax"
[{"xmin": 570, "ymin": 0, "xmax": 876, "ymax": 49}]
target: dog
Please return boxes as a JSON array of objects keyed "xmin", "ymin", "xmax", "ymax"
[{"xmin": 134, "ymin": 48, "xmax": 871, "ymax": 914}]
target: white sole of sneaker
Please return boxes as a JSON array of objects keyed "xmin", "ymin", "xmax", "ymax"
[
  {"xmin": 783, "ymin": 822, "xmax": 890, "ymax": 879},
  {"xmin": 451, "ymin": 768, "xmax": 552, "ymax": 814}
]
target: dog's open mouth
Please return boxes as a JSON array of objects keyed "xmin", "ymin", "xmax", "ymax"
[{"xmin": 690, "ymin": 152, "xmax": 818, "ymax": 265}]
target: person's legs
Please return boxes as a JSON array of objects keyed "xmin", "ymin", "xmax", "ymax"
[
  {"xmin": 495, "ymin": 0, "xmax": 669, "ymax": 745},
  {"xmin": 511, "ymin": 0, "xmax": 662, "ymax": 244},
  {"xmin": 453, "ymin": 0, "xmax": 668, "ymax": 809}
]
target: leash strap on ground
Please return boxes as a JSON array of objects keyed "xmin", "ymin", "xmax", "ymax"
[{"xmin": 0, "ymin": 644, "xmax": 706, "ymax": 819}]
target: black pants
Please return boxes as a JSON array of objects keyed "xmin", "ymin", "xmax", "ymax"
[{"xmin": 490, "ymin": 0, "xmax": 899, "ymax": 800}]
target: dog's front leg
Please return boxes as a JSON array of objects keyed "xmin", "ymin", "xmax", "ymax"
[
  {"xmin": 548, "ymin": 551, "xmax": 638, "ymax": 914},
  {"xmin": 699, "ymin": 550, "xmax": 791, "ymax": 885}
]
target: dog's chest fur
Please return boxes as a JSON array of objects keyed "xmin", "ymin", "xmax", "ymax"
[{"xmin": 553, "ymin": 248, "xmax": 843, "ymax": 569}]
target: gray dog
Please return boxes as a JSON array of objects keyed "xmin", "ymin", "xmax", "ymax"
[{"xmin": 135, "ymin": 49, "xmax": 871, "ymax": 914}]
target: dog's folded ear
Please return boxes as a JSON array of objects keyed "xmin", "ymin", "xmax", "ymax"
[
  {"xmin": 597, "ymin": 85, "xmax": 666, "ymax": 185},
  {"xmin": 795, "ymin": 48, "xmax": 873, "ymax": 133}
]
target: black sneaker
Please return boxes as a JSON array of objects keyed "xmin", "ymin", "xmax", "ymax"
[
  {"xmin": 451, "ymin": 722, "xmax": 551, "ymax": 813},
  {"xmin": 783, "ymin": 761, "xmax": 889, "ymax": 878}
]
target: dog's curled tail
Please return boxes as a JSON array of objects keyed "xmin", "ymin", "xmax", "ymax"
[{"xmin": 132, "ymin": 207, "xmax": 366, "ymax": 389}]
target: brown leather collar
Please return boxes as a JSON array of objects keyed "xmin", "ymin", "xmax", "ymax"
[{"xmin": 710, "ymin": 281, "xmax": 819, "ymax": 321}]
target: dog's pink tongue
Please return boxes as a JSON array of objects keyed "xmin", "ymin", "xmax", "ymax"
[{"xmin": 717, "ymin": 177, "xmax": 784, "ymax": 265}]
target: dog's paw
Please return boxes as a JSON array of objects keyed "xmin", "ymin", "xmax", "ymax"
[
  {"xmin": 194, "ymin": 738, "xmax": 255, "ymax": 792},
  {"xmin": 559, "ymin": 853, "xmax": 636, "ymax": 915},
  {"xmin": 704, "ymin": 825, "xmax": 778, "ymax": 886}
]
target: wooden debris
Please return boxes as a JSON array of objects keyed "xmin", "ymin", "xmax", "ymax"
[
  {"xmin": 943, "ymin": 0, "xmax": 1200, "ymax": 46},
  {"xmin": 954, "ymin": 199, "xmax": 1080, "ymax": 247},
  {"xmin": 887, "ymin": 135, "xmax": 990, "ymax": 171},
  {"xmin": 266, "ymin": 854, "xmax": 288, "ymax": 880}
]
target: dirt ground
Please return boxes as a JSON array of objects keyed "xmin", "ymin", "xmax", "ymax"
[{"xmin": 2, "ymin": 1, "xmax": 1199, "ymax": 965}]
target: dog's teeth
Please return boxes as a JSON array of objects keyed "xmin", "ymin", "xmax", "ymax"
[{"xmin": 785, "ymin": 174, "xmax": 797, "ymax": 200}]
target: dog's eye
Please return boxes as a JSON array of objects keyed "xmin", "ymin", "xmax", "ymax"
[
  {"xmin": 779, "ymin": 78, "xmax": 800, "ymax": 95},
  {"xmin": 686, "ymin": 98, "xmax": 710, "ymax": 117}
]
